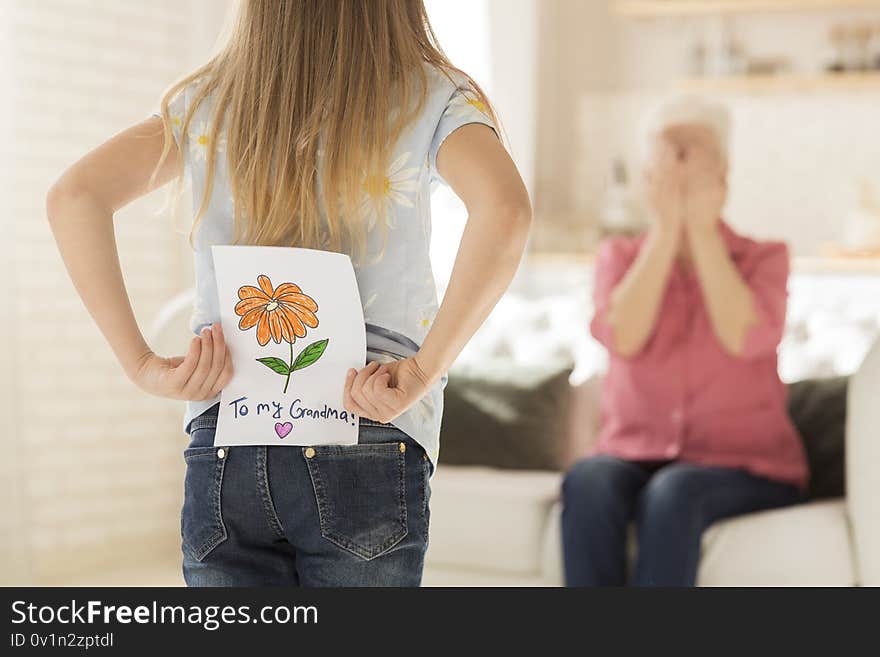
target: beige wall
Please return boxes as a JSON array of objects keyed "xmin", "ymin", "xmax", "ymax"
[{"xmin": 534, "ymin": 1, "xmax": 880, "ymax": 256}]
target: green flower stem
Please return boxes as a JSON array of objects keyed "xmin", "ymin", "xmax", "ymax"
[{"xmin": 283, "ymin": 341, "xmax": 294, "ymax": 394}]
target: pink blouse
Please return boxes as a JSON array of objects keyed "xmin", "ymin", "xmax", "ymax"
[{"xmin": 590, "ymin": 222, "xmax": 809, "ymax": 490}]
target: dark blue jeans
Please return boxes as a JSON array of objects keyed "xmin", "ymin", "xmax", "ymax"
[
  {"xmin": 180, "ymin": 404, "xmax": 433, "ymax": 587},
  {"xmin": 561, "ymin": 454, "xmax": 805, "ymax": 586}
]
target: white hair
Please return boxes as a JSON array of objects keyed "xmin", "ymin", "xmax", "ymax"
[{"xmin": 638, "ymin": 94, "xmax": 731, "ymax": 164}]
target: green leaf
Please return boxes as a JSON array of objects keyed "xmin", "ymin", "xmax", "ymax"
[
  {"xmin": 256, "ymin": 357, "xmax": 290, "ymax": 375},
  {"xmin": 292, "ymin": 338, "xmax": 329, "ymax": 371}
]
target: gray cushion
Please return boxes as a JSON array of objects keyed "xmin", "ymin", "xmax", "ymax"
[
  {"xmin": 439, "ymin": 366, "xmax": 848, "ymax": 501},
  {"xmin": 439, "ymin": 363, "xmax": 573, "ymax": 471},
  {"xmin": 787, "ymin": 377, "xmax": 848, "ymax": 500}
]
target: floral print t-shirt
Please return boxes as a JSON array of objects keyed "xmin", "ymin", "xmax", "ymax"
[{"xmin": 151, "ymin": 65, "xmax": 498, "ymax": 468}]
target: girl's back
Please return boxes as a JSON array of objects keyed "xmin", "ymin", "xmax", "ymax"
[
  {"xmin": 155, "ymin": 64, "xmax": 499, "ymax": 464},
  {"xmin": 47, "ymin": 0, "xmax": 530, "ymax": 587}
]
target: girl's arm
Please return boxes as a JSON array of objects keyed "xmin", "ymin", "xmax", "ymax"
[
  {"xmin": 344, "ymin": 123, "xmax": 531, "ymax": 423},
  {"xmin": 45, "ymin": 117, "xmax": 231, "ymax": 400}
]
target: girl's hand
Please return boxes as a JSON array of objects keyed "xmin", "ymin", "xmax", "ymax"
[
  {"xmin": 343, "ymin": 358, "xmax": 432, "ymax": 424},
  {"xmin": 130, "ymin": 323, "xmax": 233, "ymax": 401}
]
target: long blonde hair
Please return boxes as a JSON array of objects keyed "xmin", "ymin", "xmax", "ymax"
[{"xmin": 150, "ymin": 0, "xmax": 498, "ymax": 260}]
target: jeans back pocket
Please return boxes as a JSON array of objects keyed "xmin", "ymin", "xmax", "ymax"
[
  {"xmin": 304, "ymin": 442, "xmax": 407, "ymax": 561},
  {"xmin": 181, "ymin": 445, "xmax": 228, "ymax": 562}
]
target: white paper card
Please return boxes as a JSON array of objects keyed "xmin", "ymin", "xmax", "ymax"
[{"xmin": 212, "ymin": 245, "xmax": 365, "ymax": 446}]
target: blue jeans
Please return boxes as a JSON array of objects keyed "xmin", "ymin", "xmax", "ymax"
[
  {"xmin": 561, "ymin": 454, "xmax": 805, "ymax": 586},
  {"xmin": 180, "ymin": 404, "xmax": 433, "ymax": 586}
]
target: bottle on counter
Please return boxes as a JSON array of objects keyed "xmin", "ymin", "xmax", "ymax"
[
  {"xmin": 720, "ymin": 27, "xmax": 747, "ymax": 76},
  {"xmin": 688, "ymin": 39, "xmax": 707, "ymax": 77},
  {"xmin": 600, "ymin": 159, "xmax": 643, "ymax": 238},
  {"xmin": 843, "ymin": 180, "xmax": 880, "ymax": 254},
  {"xmin": 871, "ymin": 24, "xmax": 880, "ymax": 70}
]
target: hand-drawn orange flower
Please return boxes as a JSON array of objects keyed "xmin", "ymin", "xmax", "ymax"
[{"xmin": 235, "ymin": 274, "xmax": 319, "ymax": 347}]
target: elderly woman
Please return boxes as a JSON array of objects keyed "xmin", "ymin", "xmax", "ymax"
[{"xmin": 562, "ymin": 96, "xmax": 808, "ymax": 587}]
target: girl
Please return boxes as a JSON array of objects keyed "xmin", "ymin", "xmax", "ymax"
[
  {"xmin": 46, "ymin": 0, "xmax": 531, "ymax": 587},
  {"xmin": 561, "ymin": 95, "xmax": 807, "ymax": 587}
]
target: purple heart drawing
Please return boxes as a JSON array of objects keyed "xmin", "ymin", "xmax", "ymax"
[{"xmin": 275, "ymin": 422, "xmax": 293, "ymax": 439}]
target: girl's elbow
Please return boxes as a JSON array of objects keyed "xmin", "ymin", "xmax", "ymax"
[
  {"xmin": 515, "ymin": 194, "xmax": 533, "ymax": 229},
  {"xmin": 497, "ymin": 196, "xmax": 532, "ymax": 241},
  {"xmin": 46, "ymin": 178, "xmax": 82, "ymax": 224},
  {"xmin": 45, "ymin": 181, "xmax": 68, "ymax": 224},
  {"xmin": 46, "ymin": 178, "xmax": 103, "ymax": 226}
]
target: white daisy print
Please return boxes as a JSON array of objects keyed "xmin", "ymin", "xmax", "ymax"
[
  {"xmin": 188, "ymin": 121, "xmax": 226, "ymax": 161},
  {"xmin": 415, "ymin": 300, "xmax": 437, "ymax": 334},
  {"xmin": 360, "ymin": 152, "xmax": 419, "ymax": 230},
  {"xmin": 188, "ymin": 121, "xmax": 211, "ymax": 162},
  {"xmin": 169, "ymin": 111, "xmax": 184, "ymax": 141}
]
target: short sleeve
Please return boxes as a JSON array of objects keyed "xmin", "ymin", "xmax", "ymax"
[
  {"xmin": 428, "ymin": 81, "xmax": 499, "ymax": 186},
  {"xmin": 589, "ymin": 237, "xmax": 641, "ymax": 354},
  {"xmin": 740, "ymin": 241, "xmax": 791, "ymax": 360},
  {"xmin": 151, "ymin": 89, "xmax": 187, "ymax": 152}
]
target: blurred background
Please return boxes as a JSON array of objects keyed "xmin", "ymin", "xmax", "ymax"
[{"xmin": 2, "ymin": 0, "xmax": 880, "ymax": 586}]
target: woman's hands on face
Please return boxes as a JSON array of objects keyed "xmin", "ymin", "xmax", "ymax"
[
  {"xmin": 343, "ymin": 357, "xmax": 432, "ymax": 424},
  {"xmin": 646, "ymin": 128, "xmax": 727, "ymax": 241},
  {"xmin": 681, "ymin": 137, "xmax": 727, "ymax": 235},
  {"xmin": 645, "ymin": 137, "xmax": 685, "ymax": 241},
  {"xmin": 130, "ymin": 323, "xmax": 233, "ymax": 401}
]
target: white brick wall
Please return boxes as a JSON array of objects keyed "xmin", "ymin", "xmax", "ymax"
[{"xmin": 0, "ymin": 0, "xmax": 228, "ymax": 585}]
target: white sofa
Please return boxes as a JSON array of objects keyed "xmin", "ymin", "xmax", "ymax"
[
  {"xmin": 422, "ymin": 339, "xmax": 880, "ymax": 587},
  {"xmin": 152, "ymin": 260, "xmax": 879, "ymax": 586}
]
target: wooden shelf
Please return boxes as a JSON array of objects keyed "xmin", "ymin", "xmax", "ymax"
[
  {"xmin": 676, "ymin": 71, "xmax": 880, "ymax": 92},
  {"xmin": 614, "ymin": 0, "xmax": 880, "ymax": 17},
  {"xmin": 794, "ymin": 255, "xmax": 880, "ymax": 273},
  {"xmin": 528, "ymin": 252, "xmax": 880, "ymax": 275}
]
